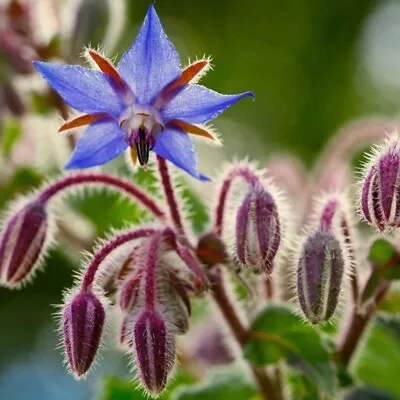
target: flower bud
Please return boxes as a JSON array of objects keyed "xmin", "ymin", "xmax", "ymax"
[
  {"xmin": 235, "ymin": 188, "xmax": 280, "ymax": 274},
  {"xmin": 62, "ymin": 290, "xmax": 105, "ymax": 378},
  {"xmin": 118, "ymin": 273, "xmax": 142, "ymax": 313},
  {"xmin": 0, "ymin": 200, "xmax": 50, "ymax": 287},
  {"xmin": 119, "ymin": 314, "xmax": 134, "ymax": 348},
  {"xmin": 359, "ymin": 135, "xmax": 400, "ymax": 231},
  {"xmin": 133, "ymin": 310, "xmax": 175, "ymax": 396},
  {"xmin": 196, "ymin": 230, "xmax": 228, "ymax": 266},
  {"xmin": 297, "ymin": 231, "xmax": 345, "ymax": 324}
]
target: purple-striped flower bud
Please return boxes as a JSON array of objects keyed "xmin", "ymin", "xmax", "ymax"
[
  {"xmin": 359, "ymin": 135, "xmax": 400, "ymax": 231},
  {"xmin": 133, "ymin": 310, "xmax": 175, "ymax": 396},
  {"xmin": 235, "ymin": 188, "xmax": 281, "ymax": 274},
  {"xmin": 62, "ymin": 290, "xmax": 106, "ymax": 378},
  {"xmin": 119, "ymin": 314, "xmax": 134, "ymax": 348},
  {"xmin": 118, "ymin": 273, "xmax": 142, "ymax": 313},
  {"xmin": 297, "ymin": 231, "xmax": 345, "ymax": 324},
  {"xmin": 0, "ymin": 199, "xmax": 51, "ymax": 287}
]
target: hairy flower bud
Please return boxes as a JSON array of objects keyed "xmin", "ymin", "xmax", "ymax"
[
  {"xmin": 133, "ymin": 310, "xmax": 175, "ymax": 396},
  {"xmin": 297, "ymin": 231, "xmax": 345, "ymax": 324},
  {"xmin": 196, "ymin": 231, "xmax": 228, "ymax": 266},
  {"xmin": 119, "ymin": 314, "xmax": 134, "ymax": 348},
  {"xmin": 359, "ymin": 135, "xmax": 400, "ymax": 231},
  {"xmin": 62, "ymin": 290, "xmax": 106, "ymax": 378},
  {"xmin": 0, "ymin": 199, "xmax": 50, "ymax": 287},
  {"xmin": 118, "ymin": 273, "xmax": 142, "ymax": 313},
  {"xmin": 235, "ymin": 188, "xmax": 280, "ymax": 274}
]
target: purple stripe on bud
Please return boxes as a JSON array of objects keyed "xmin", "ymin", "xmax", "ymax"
[
  {"xmin": 0, "ymin": 201, "xmax": 49, "ymax": 287},
  {"xmin": 63, "ymin": 290, "xmax": 105, "ymax": 378},
  {"xmin": 118, "ymin": 273, "xmax": 142, "ymax": 313},
  {"xmin": 119, "ymin": 315, "xmax": 134, "ymax": 348},
  {"xmin": 133, "ymin": 310, "xmax": 175, "ymax": 396},
  {"xmin": 379, "ymin": 149, "xmax": 400, "ymax": 221},
  {"xmin": 297, "ymin": 231, "xmax": 344, "ymax": 324},
  {"xmin": 235, "ymin": 189, "xmax": 280, "ymax": 274},
  {"xmin": 360, "ymin": 144, "xmax": 400, "ymax": 230}
]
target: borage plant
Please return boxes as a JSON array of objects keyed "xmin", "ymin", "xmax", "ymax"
[{"xmin": 2, "ymin": 4, "xmax": 400, "ymax": 400}]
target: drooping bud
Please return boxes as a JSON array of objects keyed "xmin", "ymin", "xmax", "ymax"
[
  {"xmin": 359, "ymin": 134, "xmax": 400, "ymax": 231},
  {"xmin": 196, "ymin": 230, "xmax": 228, "ymax": 266},
  {"xmin": 163, "ymin": 271, "xmax": 192, "ymax": 334},
  {"xmin": 297, "ymin": 231, "xmax": 345, "ymax": 324},
  {"xmin": 119, "ymin": 314, "xmax": 134, "ymax": 349},
  {"xmin": 62, "ymin": 290, "xmax": 106, "ymax": 378},
  {"xmin": 0, "ymin": 199, "xmax": 51, "ymax": 287},
  {"xmin": 118, "ymin": 272, "xmax": 142, "ymax": 313},
  {"xmin": 235, "ymin": 188, "xmax": 281, "ymax": 274},
  {"xmin": 133, "ymin": 310, "xmax": 175, "ymax": 396}
]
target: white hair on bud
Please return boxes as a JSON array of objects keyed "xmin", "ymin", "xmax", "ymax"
[
  {"xmin": 356, "ymin": 131, "xmax": 400, "ymax": 232},
  {"xmin": 53, "ymin": 283, "xmax": 110, "ymax": 380},
  {"xmin": 214, "ymin": 159, "xmax": 294, "ymax": 276},
  {"xmin": 0, "ymin": 192, "xmax": 57, "ymax": 289}
]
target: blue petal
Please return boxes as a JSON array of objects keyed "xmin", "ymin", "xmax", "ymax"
[
  {"xmin": 65, "ymin": 119, "xmax": 127, "ymax": 169},
  {"xmin": 34, "ymin": 61, "xmax": 124, "ymax": 118},
  {"xmin": 161, "ymin": 84, "xmax": 254, "ymax": 124},
  {"xmin": 117, "ymin": 5, "xmax": 181, "ymax": 104},
  {"xmin": 153, "ymin": 126, "xmax": 209, "ymax": 181}
]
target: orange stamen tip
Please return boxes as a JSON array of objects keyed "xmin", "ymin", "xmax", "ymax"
[
  {"xmin": 58, "ymin": 113, "xmax": 108, "ymax": 132},
  {"xmin": 87, "ymin": 49, "xmax": 125, "ymax": 89},
  {"xmin": 170, "ymin": 120, "xmax": 218, "ymax": 142}
]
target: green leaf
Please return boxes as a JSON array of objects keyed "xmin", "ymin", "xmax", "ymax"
[
  {"xmin": 368, "ymin": 239, "xmax": 398, "ymax": 265},
  {"xmin": 100, "ymin": 372, "xmax": 196, "ymax": 400},
  {"xmin": 344, "ymin": 386, "xmax": 397, "ymax": 400},
  {"xmin": 0, "ymin": 167, "xmax": 43, "ymax": 209},
  {"xmin": 362, "ymin": 239, "xmax": 400, "ymax": 305},
  {"xmin": 354, "ymin": 315, "xmax": 400, "ymax": 398},
  {"xmin": 173, "ymin": 367, "xmax": 259, "ymax": 400},
  {"xmin": 2, "ymin": 117, "xmax": 22, "ymax": 158},
  {"xmin": 244, "ymin": 304, "xmax": 336, "ymax": 395},
  {"xmin": 100, "ymin": 376, "xmax": 145, "ymax": 400},
  {"xmin": 287, "ymin": 370, "xmax": 320, "ymax": 400},
  {"xmin": 378, "ymin": 285, "xmax": 400, "ymax": 314}
]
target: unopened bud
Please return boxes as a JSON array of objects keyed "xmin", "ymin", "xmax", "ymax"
[
  {"xmin": 119, "ymin": 314, "xmax": 134, "ymax": 348},
  {"xmin": 235, "ymin": 188, "xmax": 280, "ymax": 274},
  {"xmin": 0, "ymin": 199, "xmax": 50, "ymax": 287},
  {"xmin": 133, "ymin": 310, "xmax": 175, "ymax": 396},
  {"xmin": 359, "ymin": 134, "xmax": 400, "ymax": 231},
  {"xmin": 196, "ymin": 231, "xmax": 228, "ymax": 266},
  {"xmin": 62, "ymin": 290, "xmax": 105, "ymax": 378},
  {"xmin": 118, "ymin": 273, "xmax": 142, "ymax": 313},
  {"xmin": 297, "ymin": 231, "xmax": 345, "ymax": 324}
]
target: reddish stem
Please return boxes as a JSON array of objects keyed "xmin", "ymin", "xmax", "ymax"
[
  {"xmin": 209, "ymin": 266, "xmax": 283, "ymax": 400},
  {"xmin": 144, "ymin": 233, "xmax": 163, "ymax": 309},
  {"xmin": 337, "ymin": 280, "xmax": 390, "ymax": 366},
  {"xmin": 214, "ymin": 167, "xmax": 261, "ymax": 235},
  {"xmin": 81, "ymin": 228, "xmax": 158, "ymax": 292},
  {"xmin": 39, "ymin": 173, "xmax": 166, "ymax": 221},
  {"xmin": 156, "ymin": 156, "xmax": 186, "ymax": 236}
]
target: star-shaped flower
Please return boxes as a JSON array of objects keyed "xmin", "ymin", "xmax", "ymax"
[{"xmin": 34, "ymin": 5, "xmax": 253, "ymax": 180}]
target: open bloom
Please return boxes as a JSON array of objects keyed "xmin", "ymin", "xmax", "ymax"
[{"xmin": 34, "ymin": 5, "xmax": 253, "ymax": 180}]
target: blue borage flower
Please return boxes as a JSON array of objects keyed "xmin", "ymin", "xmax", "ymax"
[{"xmin": 34, "ymin": 5, "xmax": 254, "ymax": 180}]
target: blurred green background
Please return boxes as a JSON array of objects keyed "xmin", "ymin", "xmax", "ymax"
[{"xmin": 1, "ymin": 0, "xmax": 400, "ymax": 399}]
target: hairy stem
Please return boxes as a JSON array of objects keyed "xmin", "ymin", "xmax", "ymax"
[
  {"xmin": 144, "ymin": 233, "xmax": 163, "ymax": 309},
  {"xmin": 209, "ymin": 265, "xmax": 284, "ymax": 400},
  {"xmin": 81, "ymin": 228, "xmax": 158, "ymax": 292},
  {"xmin": 156, "ymin": 156, "xmax": 186, "ymax": 236},
  {"xmin": 337, "ymin": 280, "xmax": 390, "ymax": 366},
  {"xmin": 215, "ymin": 166, "xmax": 261, "ymax": 235},
  {"xmin": 39, "ymin": 172, "xmax": 166, "ymax": 221}
]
